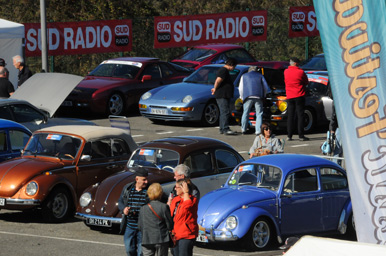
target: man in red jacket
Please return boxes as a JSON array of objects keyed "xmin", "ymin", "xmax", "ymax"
[{"xmin": 284, "ymin": 57, "xmax": 309, "ymax": 141}]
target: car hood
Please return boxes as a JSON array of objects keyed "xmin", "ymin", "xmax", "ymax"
[
  {"xmin": 80, "ymin": 167, "xmax": 173, "ymax": 217},
  {"xmin": 197, "ymin": 186, "xmax": 276, "ymax": 228},
  {"xmin": 75, "ymin": 76, "xmax": 135, "ymax": 90},
  {"xmin": 10, "ymin": 73, "xmax": 83, "ymax": 117},
  {"xmin": 148, "ymin": 82, "xmax": 211, "ymax": 102},
  {"xmin": 0, "ymin": 158, "xmax": 65, "ymax": 197}
]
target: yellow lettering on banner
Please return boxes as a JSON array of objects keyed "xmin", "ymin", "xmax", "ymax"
[
  {"xmin": 357, "ymin": 111, "xmax": 386, "ymax": 138},
  {"xmin": 334, "ymin": 0, "xmax": 364, "ymax": 26}
]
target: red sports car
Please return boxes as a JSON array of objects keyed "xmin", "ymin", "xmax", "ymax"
[{"xmin": 62, "ymin": 57, "xmax": 192, "ymax": 116}]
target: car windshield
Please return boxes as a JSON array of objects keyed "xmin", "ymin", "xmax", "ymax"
[
  {"xmin": 175, "ymin": 48, "xmax": 217, "ymax": 62},
  {"xmin": 88, "ymin": 63, "xmax": 140, "ymax": 79},
  {"xmin": 227, "ymin": 164, "xmax": 282, "ymax": 191},
  {"xmin": 301, "ymin": 55, "xmax": 327, "ymax": 70},
  {"xmin": 127, "ymin": 148, "xmax": 179, "ymax": 172},
  {"xmin": 23, "ymin": 133, "xmax": 82, "ymax": 160},
  {"xmin": 184, "ymin": 66, "xmax": 240, "ymax": 85}
]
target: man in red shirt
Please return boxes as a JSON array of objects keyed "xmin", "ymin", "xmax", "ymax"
[{"xmin": 284, "ymin": 57, "xmax": 309, "ymax": 141}]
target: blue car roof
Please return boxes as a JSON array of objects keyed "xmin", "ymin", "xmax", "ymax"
[
  {"xmin": 0, "ymin": 118, "xmax": 31, "ymax": 133},
  {"xmin": 242, "ymin": 154, "xmax": 343, "ymax": 175}
]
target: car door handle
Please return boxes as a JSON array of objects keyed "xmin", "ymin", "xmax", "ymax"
[
  {"xmin": 316, "ymin": 196, "xmax": 323, "ymax": 200},
  {"xmin": 106, "ymin": 165, "xmax": 117, "ymax": 169}
]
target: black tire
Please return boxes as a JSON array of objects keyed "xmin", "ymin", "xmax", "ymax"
[
  {"xmin": 201, "ymin": 101, "xmax": 219, "ymax": 126},
  {"xmin": 41, "ymin": 188, "xmax": 72, "ymax": 223},
  {"xmin": 243, "ymin": 217, "xmax": 274, "ymax": 250},
  {"xmin": 303, "ymin": 108, "xmax": 316, "ymax": 133},
  {"xmin": 107, "ymin": 93, "xmax": 125, "ymax": 116}
]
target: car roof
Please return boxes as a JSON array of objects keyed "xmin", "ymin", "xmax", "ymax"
[
  {"xmin": 193, "ymin": 44, "xmax": 245, "ymax": 51},
  {"xmin": 107, "ymin": 57, "xmax": 160, "ymax": 63},
  {"xmin": 0, "ymin": 118, "xmax": 31, "ymax": 133},
  {"xmin": 0, "ymin": 98, "xmax": 31, "ymax": 105},
  {"xmin": 37, "ymin": 125, "xmax": 132, "ymax": 141},
  {"xmin": 242, "ymin": 154, "xmax": 343, "ymax": 174},
  {"xmin": 139, "ymin": 136, "xmax": 236, "ymax": 152}
]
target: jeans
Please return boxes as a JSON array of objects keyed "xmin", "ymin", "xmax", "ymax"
[
  {"xmin": 216, "ymin": 98, "xmax": 231, "ymax": 132},
  {"xmin": 241, "ymin": 98, "xmax": 263, "ymax": 134},
  {"xmin": 287, "ymin": 96, "xmax": 305, "ymax": 138},
  {"xmin": 172, "ymin": 239, "xmax": 195, "ymax": 256},
  {"xmin": 124, "ymin": 226, "xmax": 142, "ymax": 256}
]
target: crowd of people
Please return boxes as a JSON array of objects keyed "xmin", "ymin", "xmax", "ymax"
[
  {"xmin": 119, "ymin": 164, "xmax": 199, "ymax": 256},
  {"xmin": 0, "ymin": 55, "xmax": 32, "ymax": 98}
]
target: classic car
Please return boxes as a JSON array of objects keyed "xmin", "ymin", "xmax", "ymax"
[
  {"xmin": 0, "ymin": 119, "xmax": 31, "ymax": 162},
  {"xmin": 61, "ymin": 57, "xmax": 192, "ymax": 116},
  {"xmin": 1, "ymin": 73, "xmax": 95, "ymax": 132},
  {"xmin": 232, "ymin": 71, "xmax": 332, "ymax": 133},
  {"xmin": 300, "ymin": 53, "xmax": 327, "ymax": 71},
  {"xmin": 196, "ymin": 154, "xmax": 354, "ymax": 250},
  {"xmin": 171, "ymin": 44, "xmax": 259, "ymax": 70},
  {"xmin": 0, "ymin": 125, "xmax": 137, "ymax": 222},
  {"xmin": 75, "ymin": 136, "xmax": 244, "ymax": 230},
  {"xmin": 138, "ymin": 64, "xmax": 251, "ymax": 126}
]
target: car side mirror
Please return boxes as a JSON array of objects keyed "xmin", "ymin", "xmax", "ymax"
[
  {"xmin": 80, "ymin": 155, "xmax": 91, "ymax": 161},
  {"xmin": 142, "ymin": 75, "xmax": 152, "ymax": 82}
]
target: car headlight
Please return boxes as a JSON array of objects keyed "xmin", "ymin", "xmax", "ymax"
[
  {"xmin": 79, "ymin": 192, "xmax": 92, "ymax": 207},
  {"xmin": 278, "ymin": 101, "xmax": 287, "ymax": 112},
  {"xmin": 26, "ymin": 182, "xmax": 38, "ymax": 196},
  {"xmin": 182, "ymin": 95, "xmax": 193, "ymax": 103},
  {"xmin": 225, "ymin": 216, "xmax": 237, "ymax": 229},
  {"xmin": 141, "ymin": 92, "xmax": 152, "ymax": 100}
]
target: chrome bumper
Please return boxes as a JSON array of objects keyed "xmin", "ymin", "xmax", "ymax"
[
  {"xmin": 202, "ymin": 226, "xmax": 239, "ymax": 242},
  {"xmin": 4, "ymin": 198, "xmax": 40, "ymax": 206},
  {"xmin": 75, "ymin": 212, "xmax": 122, "ymax": 224}
]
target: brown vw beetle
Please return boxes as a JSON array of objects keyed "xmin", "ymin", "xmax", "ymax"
[
  {"xmin": 75, "ymin": 136, "xmax": 244, "ymax": 230},
  {"xmin": 0, "ymin": 125, "xmax": 137, "ymax": 222}
]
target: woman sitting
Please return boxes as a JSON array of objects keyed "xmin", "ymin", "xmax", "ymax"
[{"xmin": 249, "ymin": 122, "xmax": 284, "ymax": 158}]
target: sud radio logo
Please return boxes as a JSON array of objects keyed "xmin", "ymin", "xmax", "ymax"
[
  {"xmin": 291, "ymin": 12, "xmax": 305, "ymax": 32},
  {"xmin": 115, "ymin": 25, "xmax": 129, "ymax": 46},
  {"xmin": 251, "ymin": 16, "xmax": 264, "ymax": 36},
  {"xmin": 157, "ymin": 22, "xmax": 171, "ymax": 42}
]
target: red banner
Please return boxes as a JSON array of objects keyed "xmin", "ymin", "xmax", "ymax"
[
  {"xmin": 289, "ymin": 6, "xmax": 319, "ymax": 38},
  {"xmin": 24, "ymin": 19, "xmax": 132, "ymax": 57},
  {"xmin": 154, "ymin": 11, "xmax": 267, "ymax": 49}
]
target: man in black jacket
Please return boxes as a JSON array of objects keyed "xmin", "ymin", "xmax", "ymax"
[
  {"xmin": 118, "ymin": 167, "xmax": 150, "ymax": 256},
  {"xmin": 12, "ymin": 55, "xmax": 32, "ymax": 87}
]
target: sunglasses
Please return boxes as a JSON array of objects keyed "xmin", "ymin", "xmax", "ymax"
[{"xmin": 263, "ymin": 127, "xmax": 271, "ymax": 131}]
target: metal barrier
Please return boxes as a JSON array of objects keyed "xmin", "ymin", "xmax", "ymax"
[{"xmin": 313, "ymin": 154, "xmax": 346, "ymax": 169}]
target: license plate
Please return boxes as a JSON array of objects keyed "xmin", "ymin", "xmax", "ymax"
[
  {"xmin": 196, "ymin": 230, "xmax": 208, "ymax": 243},
  {"xmin": 151, "ymin": 108, "xmax": 167, "ymax": 115},
  {"xmin": 61, "ymin": 101, "xmax": 73, "ymax": 107},
  {"xmin": 0, "ymin": 198, "xmax": 5, "ymax": 206},
  {"xmin": 86, "ymin": 218, "xmax": 112, "ymax": 227}
]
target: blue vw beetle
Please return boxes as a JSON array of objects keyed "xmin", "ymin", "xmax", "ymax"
[
  {"xmin": 0, "ymin": 119, "xmax": 31, "ymax": 162},
  {"xmin": 196, "ymin": 154, "xmax": 354, "ymax": 250}
]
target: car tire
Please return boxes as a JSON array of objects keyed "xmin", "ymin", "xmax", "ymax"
[
  {"xmin": 201, "ymin": 101, "xmax": 219, "ymax": 126},
  {"xmin": 41, "ymin": 187, "xmax": 72, "ymax": 223},
  {"xmin": 303, "ymin": 108, "xmax": 316, "ymax": 133},
  {"xmin": 107, "ymin": 93, "xmax": 125, "ymax": 116},
  {"xmin": 243, "ymin": 217, "xmax": 274, "ymax": 250}
]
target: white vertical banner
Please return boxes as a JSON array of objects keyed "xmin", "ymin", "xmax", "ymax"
[{"xmin": 313, "ymin": 0, "xmax": 386, "ymax": 244}]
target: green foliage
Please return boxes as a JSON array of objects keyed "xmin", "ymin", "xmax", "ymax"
[{"xmin": 0, "ymin": 0, "xmax": 321, "ymax": 76}]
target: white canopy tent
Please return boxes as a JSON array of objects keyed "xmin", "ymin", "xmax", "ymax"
[{"xmin": 0, "ymin": 19, "xmax": 24, "ymax": 89}]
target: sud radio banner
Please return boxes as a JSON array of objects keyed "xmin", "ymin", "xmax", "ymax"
[
  {"xmin": 154, "ymin": 11, "xmax": 267, "ymax": 49},
  {"xmin": 289, "ymin": 6, "xmax": 319, "ymax": 37},
  {"xmin": 24, "ymin": 19, "xmax": 132, "ymax": 57},
  {"xmin": 314, "ymin": 0, "xmax": 386, "ymax": 244}
]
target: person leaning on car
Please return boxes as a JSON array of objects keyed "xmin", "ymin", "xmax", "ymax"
[
  {"xmin": 118, "ymin": 167, "xmax": 150, "ymax": 256},
  {"xmin": 238, "ymin": 66, "xmax": 270, "ymax": 135},
  {"xmin": 284, "ymin": 57, "xmax": 309, "ymax": 141},
  {"xmin": 211, "ymin": 58, "xmax": 238, "ymax": 135},
  {"xmin": 0, "ymin": 66, "xmax": 14, "ymax": 98}
]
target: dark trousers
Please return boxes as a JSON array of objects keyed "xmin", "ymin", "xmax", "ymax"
[
  {"xmin": 287, "ymin": 96, "xmax": 305, "ymax": 138},
  {"xmin": 216, "ymin": 98, "xmax": 231, "ymax": 132},
  {"xmin": 172, "ymin": 239, "xmax": 195, "ymax": 256}
]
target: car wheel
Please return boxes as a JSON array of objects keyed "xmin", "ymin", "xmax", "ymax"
[
  {"xmin": 201, "ymin": 101, "xmax": 219, "ymax": 126},
  {"xmin": 107, "ymin": 93, "xmax": 125, "ymax": 116},
  {"xmin": 244, "ymin": 218, "xmax": 273, "ymax": 250},
  {"xmin": 303, "ymin": 108, "xmax": 316, "ymax": 133},
  {"xmin": 42, "ymin": 188, "xmax": 72, "ymax": 223}
]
